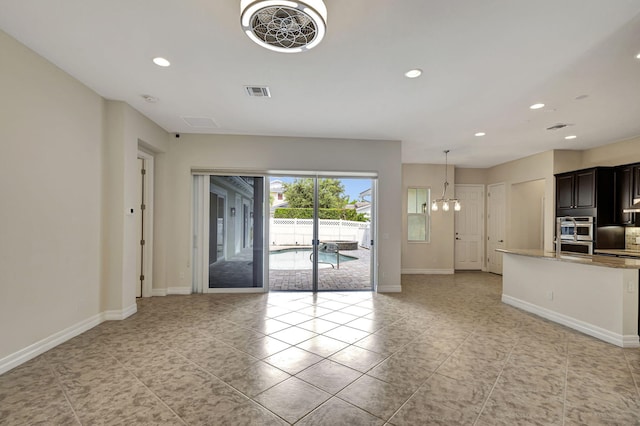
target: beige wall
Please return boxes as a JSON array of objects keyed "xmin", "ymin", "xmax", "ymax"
[
  {"xmin": 0, "ymin": 31, "xmax": 169, "ymax": 366},
  {"xmin": 580, "ymin": 136, "xmax": 640, "ymax": 168},
  {"xmin": 102, "ymin": 101, "xmax": 169, "ymax": 312},
  {"xmin": 455, "ymin": 168, "xmax": 487, "ymax": 184},
  {"xmin": 402, "ymin": 164, "xmax": 455, "ymax": 273},
  {"xmin": 162, "ymin": 134, "xmax": 402, "ymax": 292},
  {"xmin": 0, "ymin": 30, "xmax": 104, "ymax": 360},
  {"xmin": 510, "ymin": 179, "xmax": 546, "ymax": 250}
]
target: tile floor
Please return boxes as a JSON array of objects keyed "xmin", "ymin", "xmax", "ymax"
[{"xmin": 1, "ymin": 272, "xmax": 640, "ymax": 425}]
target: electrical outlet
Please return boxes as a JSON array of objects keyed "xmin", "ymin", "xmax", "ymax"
[
  {"xmin": 546, "ymin": 291, "xmax": 554, "ymax": 300},
  {"xmin": 635, "ymin": 237, "xmax": 640, "ymax": 245},
  {"xmin": 628, "ymin": 281, "xmax": 637, "ymax": 293}
]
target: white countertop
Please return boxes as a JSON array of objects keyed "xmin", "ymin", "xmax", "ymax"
[{"xmin": 496, "ymin": 248, "xmax": 640, "ymax": 269}]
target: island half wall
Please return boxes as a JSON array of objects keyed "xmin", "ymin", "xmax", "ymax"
[{"xmin": 499, "ymin": 249, "xmax": 640, "ymax": 348}]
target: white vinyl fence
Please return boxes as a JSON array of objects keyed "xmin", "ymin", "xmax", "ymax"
[{"xmin": 270, "ymin": 218, "xmax": 371, "ymax": 248}]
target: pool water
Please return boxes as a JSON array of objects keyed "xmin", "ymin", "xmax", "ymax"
[{"xmin": 269, "ymin": 248, "xmax": 357, "ymax": 270}]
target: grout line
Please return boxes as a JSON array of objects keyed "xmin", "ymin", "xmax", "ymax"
[
  {"xmin": 44, "ymin": 356, "xmax": 83, "ymax": 426},
  {"xmin": 471, "ymin": 330, "xmax": 518, "ymax": 425},
  {"xmin": 623, "ymin": 349, "xmax": 640, "ymax": 400},
  {"xmin": 561, "ymin": 338, "xmax": 570, "ymax": 426},
  {"xmin": 385, "ymin": 328, "xmax": 475, "ymax": 423},
  {"xmin": 104, "ymin": 351, "xmax": 188, "ymax": 425}
]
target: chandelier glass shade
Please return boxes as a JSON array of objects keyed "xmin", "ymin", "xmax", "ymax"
[
  {"xmin": 431, "ymin": 150, "xmax": 461, "ymax": 212},
  {"xmin": 240, "ymin": 0, "xmax": 327, "ymax": 53}
]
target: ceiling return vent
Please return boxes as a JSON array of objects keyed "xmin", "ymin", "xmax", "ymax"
[
  {"xmin": 245, "ymin": 86, "xmax": 271, "ymax": 97},
  {"xmin": 181, "ymin": 116, "xmax": 219, "ymax": 128}
]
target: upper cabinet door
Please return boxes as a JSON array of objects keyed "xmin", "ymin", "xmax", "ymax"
[
  {"xmin": 575, "ymin": 169, "xmax": 596, "ymax": 208},
  {"xmin": 556, "ymin": 174, "xmax": 575, "ymax": 210},
  {"xmin": 633, "ymin": 166, "xmax": 640, "ymax": 200}
]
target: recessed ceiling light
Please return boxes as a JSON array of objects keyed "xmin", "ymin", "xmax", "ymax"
[
  {"xmin": 152, "ymin": 57, "xmax": 171, "ymax": 67},
  {"xmin": 474, "ymin": 132, "xmax": 486, "ymax": 137},
  {"xmin": 141, "ymin": 94, "xmax": 158, "ymax": 103},
  {"xmin": 565, "ymin": 135, "xmax": 577, "ymax": 140},
  {"xmin": 636, "ymin": 53, "xmax": 640, "ymax": 59},
  {"xmin": 529, "ymin": 103, "xmax": 545, "ymax": 110},
  {"xmin": 404, "ymin": 69, "xmax": 422, "ymax": 78}
]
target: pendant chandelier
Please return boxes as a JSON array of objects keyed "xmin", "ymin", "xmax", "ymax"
[{"xmin": 431, "ymin": 150, "xmax": 461, "ymax": 212}]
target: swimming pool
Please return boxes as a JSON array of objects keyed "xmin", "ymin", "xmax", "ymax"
[{"xmin": 269, "ymin": 248, "xmax": 357, "ymax": 270}]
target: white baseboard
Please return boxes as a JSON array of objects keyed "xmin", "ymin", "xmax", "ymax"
[
  {"xmin": 167, "ymin": 287, "xmax": 192, "ymax": 295},
  {"xmin": 103, "ymin": 303, "xmax": 137, "ymax": 320},
  {"xmin": 152, "ymin": 288, "xmax": 167, "ymax": 297},
  {"xmin": 377, "ymin": 285, "xmax": 402, "ymax": 293},
  {"xmin": 401, "ymin": 268, "xmax": 454, "ymax": 275},
  {"xmin": 0, "ymin": 313, "xmax": 101, "ymax": 375},
  {"xmin": 0, "ymin": 303, "xmax": 139, "ymax": 375},
  {"xmin": 502, "ymin": 295, "xmax": 640, "ymax": 348}
]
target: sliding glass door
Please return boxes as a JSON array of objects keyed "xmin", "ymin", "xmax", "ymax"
[
  {"xmin": 193, "ymin": 173, "xmax": 374, "ymax": 292},
  {"xmin": 194, "ymin": 175, "xmax": 264, "ymax": 291},
  {"xmin": 269, "ymin": 176, "xmax": 373, "ymax": 292}
]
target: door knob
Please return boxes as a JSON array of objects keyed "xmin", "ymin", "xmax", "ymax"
[
  {"xmin": 456, "ymin": 237, "xmax": 460, "ymax": 240},
  {"xmin": 498, "ymin": 239, "xmax": 504, "ymax": 243}
]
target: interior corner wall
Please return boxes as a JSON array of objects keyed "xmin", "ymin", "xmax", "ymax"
[
  {"xmin": 162, "ymin": 134, "xmax": 402, "ymax": 292},
  {"xmin": 0, "ymin": 29, "xmax": 104, "ymax": 360},
  {"xmin": 103, "ymin": 101, "xmax": 169, "ymax": 311},
  {"xmin": 401, "ymin": 164, "xmax": 455, "ymax": 273}
]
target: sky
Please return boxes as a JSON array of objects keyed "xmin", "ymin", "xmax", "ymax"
[{"xmin": 272, "ymin": 176, "xmax": 372, "ymax": 202}]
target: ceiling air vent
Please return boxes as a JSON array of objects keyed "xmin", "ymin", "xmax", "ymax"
[
  {"xmin": 181, "ymin": 116, "xmax": 219, "ymax": 128},
  {"xmin": 245, "ymin": 86, "xmax": 271, "ymax": 97},
  {"xmin": 546, "ymin": 123, "xmax": 572, "ymax": 131}
]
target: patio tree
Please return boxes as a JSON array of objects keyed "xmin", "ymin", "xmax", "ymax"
[{"xmin": 283, "ymin": 178, "xmax": 348, "ymax": 209}]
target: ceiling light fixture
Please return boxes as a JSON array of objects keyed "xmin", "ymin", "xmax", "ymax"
[
  {"xmin": 240, "ymin": 0, "xmax": 327, "ymax": 53},
  {"xmin": 565, "ymin": 135, "xmax": 577, "ymax": 140},
  {"xmin": 636, "ymin": 53, "xmax": 640, "ymax": 59},
  {"xmin": 141, "ymin": 94, "xmax": 159, "ymax": 103},
  {"xmin": 152, "ymin": 57, "xmax": 171, "ymax": 67},
  {"xmin": 404, "ymin": 69, "xmax": 422, "ymax": 78},
  {"xmin": 474, "ymin": 132, "xmax": 486, "ymax": 137},
  {"xmin": 431, "ymin": 150, "xmax": 461, "ymax": 212},
  {"xmin": 529, "ymin": 103, "xmax": 545, "ymax": 110}
]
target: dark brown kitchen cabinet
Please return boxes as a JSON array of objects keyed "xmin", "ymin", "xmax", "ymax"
[
  {"xmin": 618, "ymin": 165, "xmax": 634, "ymax": 224},
  {"xmin": 555, "ymin": 169, "xmax": 596, "ymax": 211},
  {"xmin": 615, "ymin": 163, "xmax": 640, "ymax": 225},
  {"xmin": 555, "ymin": 167, "xmax": 616, "ymax": 223},
  {"xmin": 556, "ymin": 174, "xmax": 575, "ymax": 210},
  {"xmin": 634, "ymin": 166, "xmax": 640, "ymax": 200}
]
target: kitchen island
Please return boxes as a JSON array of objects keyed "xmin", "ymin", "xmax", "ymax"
[{"xmin": 498, "ymin": 248, "xmax": 640, "ymax": 347}]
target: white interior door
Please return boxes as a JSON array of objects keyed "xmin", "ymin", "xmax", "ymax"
[
  {"xmin": 487, "ymin": 183, "xmax": 506, "ymax": 274},
  {"xmin": 454, "ymin": 184, "xmax": 484, "ymax": 270}
]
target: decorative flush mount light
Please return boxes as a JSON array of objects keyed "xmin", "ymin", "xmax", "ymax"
[
  {"xmin": 431, "ymin": 150, "xmax": 461, "ymax": 212},
  {"xmin": 152, "ymin": 57, "xmax": 171, "ymax": 67},
  {"xmin": 404, "ymin": 69, "xmax": 422, "ymax": 78},
  {"xmin": 474, "ymin": 132, "xmax": 486, "ymax": 137},
  {"xmin": 529, "ymin": 103, "xmax": 545, "ymax": 110},
  {"xmin": 565, "ymin": 135, "xmax": 577, "ymax": 140},
  {"xmin": 240, "ymin": 0, "xmax": 327, "ymax": 53}
]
